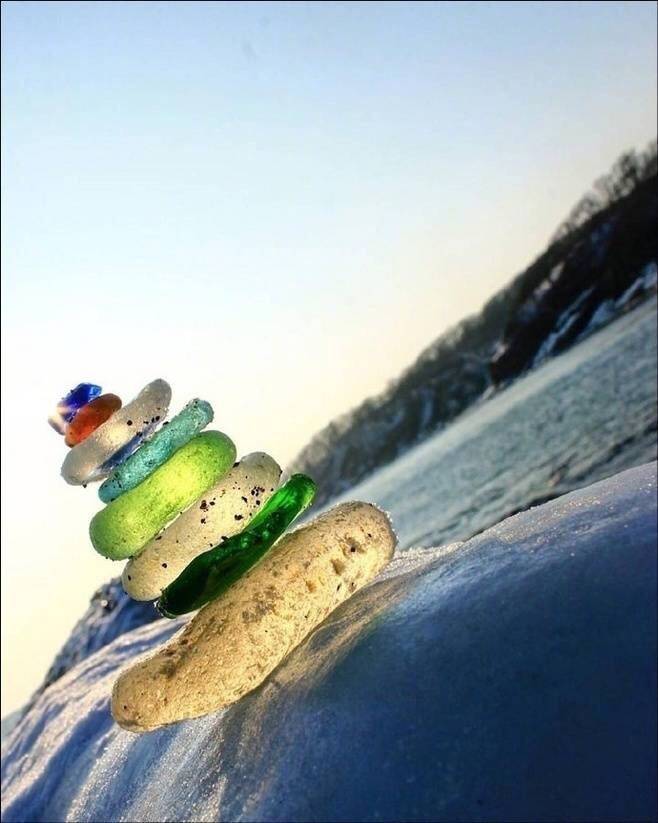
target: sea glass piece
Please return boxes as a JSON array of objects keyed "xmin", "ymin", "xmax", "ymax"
[
  {"xmin": 98, "ymin": 399, "xmax": 214, "ymax": 503},
  {"xmin": 65, "ymin": 394, "xmax": 122, "ymax": 447},
  {"xmin": 122, "ymin": 452, "xmax": 282, "ymax": 600},
  {"xmin": 61, "ymin": 379, "xmax": 171, "ymax": 485},
  {"xmin": 156, "ymin": 473, "xmax": 316, "ymax": 618},
  {"xmin": 89, "ymin": 431, "xmax": 236, "ymax": 560},
  {"xmin": 99, "ymin": 433, "xmax": 149, "ymax": 473},
  {"xmin": 48, "ymin": 383, "xmax": 102, "ymax": 434},
  {"xmin": 113, "ymin": 502, "xmax": 395, "ymax": 731}
]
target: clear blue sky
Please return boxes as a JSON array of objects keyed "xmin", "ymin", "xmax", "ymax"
[{"xmin": 1, "ymin": 0, "xmax": 656, "ymax": 715}]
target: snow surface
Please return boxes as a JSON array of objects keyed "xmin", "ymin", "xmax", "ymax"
[
  {"xmin": 0, "ymin": 712, "xmax": 22, "ymax": 744},
  {"xmin": 2, "ymin": 463, "xmax": 656, "ymax": 822},
  {"xmin": 579, "ymin": 262, "xmax": 658, "ymax": 341},
  {"xmin": 532, "ymin": 287, "xmax": 595, "ymax": 367},
  {"xmin": 18, "ymin": 577, "xmax": 161, "ymax": 720}
]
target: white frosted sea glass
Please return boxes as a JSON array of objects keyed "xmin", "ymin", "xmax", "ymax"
[{"xmin": 122, "ymin": 452, "xmax": 281, "ymax": 600}]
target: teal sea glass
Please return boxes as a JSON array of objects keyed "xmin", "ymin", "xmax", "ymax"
[
  {"xmin": 157, "ymin": 473, "xmax": 316, "ymax": 618},
  {"xmin": 98, "ymin": 399, "xmax": 214, "ymax": 502}
]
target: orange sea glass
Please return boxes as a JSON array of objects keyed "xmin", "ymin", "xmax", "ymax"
[{"xmin": 65, "ymin": 394, "xmax": 122, "ymax": 447}]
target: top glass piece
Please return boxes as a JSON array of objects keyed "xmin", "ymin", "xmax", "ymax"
[{"xmin": 48, "ymin": 383, "xmax": 102, "ymax": 434}]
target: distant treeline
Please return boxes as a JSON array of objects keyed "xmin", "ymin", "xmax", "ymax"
[
  {"xmin": 551, "ymin": 140, "xmax": 657, "ymax": 243},
  {"xmin": 289, "ymin": 141, "xmax": 658, "ymax": 507}
]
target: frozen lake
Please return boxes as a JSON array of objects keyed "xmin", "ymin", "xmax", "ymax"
[{"xmin": 331, "ymin": 298, "xmax": 657, "ymax": 550}]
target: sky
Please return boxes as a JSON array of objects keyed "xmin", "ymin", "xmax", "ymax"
[{"xmin": 1, "ymin": 0, "xmax": 656, "ymax": 716}]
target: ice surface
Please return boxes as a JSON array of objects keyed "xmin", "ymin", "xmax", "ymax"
[
  {"xmin": 24, "ymin": 578, "xmax": 162, "ymax": 710},
  {"xmin": 2, "ymin": 463, "xmax": 656, "ymax": 822},
  {"xmin": 0, "ymin": 711, "xmax": 22, "ymax": 743},
  {"xmin": 578, "ymin": 262, "xmax": 658, "ymax": 340},
  {"xmin": 532, "ymin": 287, "xmax": 595, "ymax": 366}
]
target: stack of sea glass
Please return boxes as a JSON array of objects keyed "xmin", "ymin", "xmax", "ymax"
[
  {"xmin": 51, "ymin": 379, "xmax": 315, "ymax": 616},
  {"xmin": 51, "ymin": 378, "xmax": 396, "ymax": 731}
]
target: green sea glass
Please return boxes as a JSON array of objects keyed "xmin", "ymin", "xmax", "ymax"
[
  {"xmin": 98, "ymin": 398, "xmax": 214, "ymax": 503},
  {"xmin": 89, "ymin": 431, "xmax": 236, "ymax": 560},
  {"xmin": 156, "ymin": 473, "xmax": 316, "ymax": 618}
]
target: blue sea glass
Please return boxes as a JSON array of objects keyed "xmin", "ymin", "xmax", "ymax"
[
  {"xmin": 99, "ymin": 432, "xmax": 154, "ymax": 472},
  {"xmin": 98, "ymin": 399, "xmax": 214, "ymax": 503},
  {"xmin": 48, "ymin": 383, "xmax": 102, "ymax": 434},
  {"xmin": 62, "ymin": 383, "xmax": 103, "ymax": 417}
]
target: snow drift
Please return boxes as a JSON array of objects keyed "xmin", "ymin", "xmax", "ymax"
[{"xmin": 2, "ymin": 462, "xmax": 656, "ymax": 822}]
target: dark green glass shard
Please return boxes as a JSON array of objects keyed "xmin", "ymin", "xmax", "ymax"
[{"xmin": 156, "ymin": 473, "xmax": 316, "ymax": 618}]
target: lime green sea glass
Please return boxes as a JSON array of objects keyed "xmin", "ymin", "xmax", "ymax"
[
  {"xmin": 156, "ymin": 473, "xmax": 316, "ymax": 618},
  {"xmin": 89, "ymin": 431, "xmax": 236, "ymax": 560}
]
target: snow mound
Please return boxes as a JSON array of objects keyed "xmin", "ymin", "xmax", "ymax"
[
  {"xmin": 2, "ymin": 463, "xmax": 656, "ymax": 822},
  {"xmin": 21, "ymin": 577, "xmax": 161, "ymax": 718}
]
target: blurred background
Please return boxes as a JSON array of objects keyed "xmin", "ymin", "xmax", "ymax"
[{"xmin": 1, "ymin": 0, "xmax": 656, "ymax": 718}]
